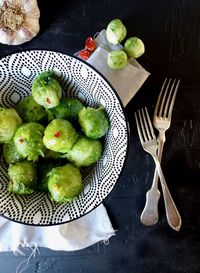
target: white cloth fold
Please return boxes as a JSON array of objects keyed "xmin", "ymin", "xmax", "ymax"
[
  {"xmin": 0, "ymin": 30, "xmax": 150, "ymax": 252},
  {"xmin": 0, "ymin": 204, "xmax": 115, "ymax": 252}
]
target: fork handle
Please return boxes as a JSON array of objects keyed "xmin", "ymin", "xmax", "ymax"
[
  {"xmin": 157, "ymin": 133, "xmax": 165, "ymax": 161},
  {"xmin": 140, "ymin": 135, "xmax": 165, "ymax": 226},
  {"xmin": 154, "ymin": 159, "xmax": 182, "ymax": 231},
  {"xmin": 140, "ymin": 186, "xmax": 160, "ymax": 225}
]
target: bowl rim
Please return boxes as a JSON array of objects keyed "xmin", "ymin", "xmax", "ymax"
[{"xmin": 0, "ymin": 48, "xmax": 130, "ymax": 226}]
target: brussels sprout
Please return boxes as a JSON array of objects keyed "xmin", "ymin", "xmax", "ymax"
[
  {"xmin": 13, "ymin": 122, "xmax": 46, "ymax": 161},
  {"xmin": 78, "ymin": 106, "xmax": 109, "ymax": 139},
  {"xmin": 66, "ymin": 136, "xmax": 102, "ymax": 167},
  {"xmin": 43, "ymin": 119, "xmax": 78, "ymax": 153},
  {"xmin": 32, "ymin": 71, "xmax": 62, "ymax": 109},
  {"xmin": 47, "ymin": 163, "xmax": 82, "ymax": 202},
  {"xmin": 16, "ymin": 95, "xmax": 46, "ymax": 123},
  {"xmin": 8, "ymin": 161, "xmax": 37, "ymax": 194},
  {"xmin": 0, "ymin": 107, "xmax": 22, "ymax": 143},
  {"xmin": 124, "ymin": 37, "xmax": 145, "ymax": 58},
  {"xmin": 106, "ymin": 19, "xmax": 127, "ymax": 45},
  {"xmin": 107, "ymin": 50, "xmax": 127, "ymax": 69},
  {"xmin": 49, "ymin": 98, "xmax": 83, "ymax": 121},
  {"xmin": 3, "ymin": 140, "xmax": 24, "ymax": 164}
]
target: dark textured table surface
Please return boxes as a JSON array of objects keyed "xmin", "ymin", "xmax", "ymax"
[{"xmin": 1, "ymin": 0, "xmax": 200, "ymax": 272}]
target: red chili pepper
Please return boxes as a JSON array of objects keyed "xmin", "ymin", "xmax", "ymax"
[
  {"xmin": 85, "ymin": 37, "xmax": 96, "ymax": 52},
  {"xmin": 54, "ymin": 131, "xmax": 61, "ymax": 138},
  {"xmin": 46, "ymin": 97, "xmax": 51, "ymax": 104},
  {"xmin": 78, "ymin": 49, "xmax": 91, "ymax": 60}
]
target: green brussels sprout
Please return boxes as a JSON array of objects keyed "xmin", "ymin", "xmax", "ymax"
[
  {"xmin": 47, "ymin": 163, "xmax": 82, "ymax": 202},
  {"xmin": 8, "ymin": 161, "xmax": 37, "ymax": 194},
  {"xmin": 107, "ymin": 50, "xmax": 127, "ymax": 69},
  {"xmin": 66, "ymin": 136, "xmax": 102, "ymax": 167},
  {"xmin": 16, "ymin": 95, "xmax": 46, "ymax": 123},
  {"xmin": 43, "ymin": 119, "xmax": 78, "ymax": 153},
  {"xmin": 49, "ymin": 98, "xmax": 83, "ymax": 121},
  {"xmin": 106, "ymin": 19, "xmax": 127, "ymax": 45},
  {"xmin": 32, "ymin": 71, "xmax": 62, "ymax": 109},
  {"xmin": 124, "ymin": 37, "xmax": 145, "ymax": 58},
  {"xmin": 0, "ymin": 107, "xmax": 22, "ymax": 143},
  {"xmin": 3, "ymin": 140, "xmax": 24, "ymax": 164},
  {"xmin": 13, "ymin": 122, "xmax": 46, "ymax": 161},
  {"xmin": 78, "ymin": 106, "xmax": 109, "ymax": 139}
]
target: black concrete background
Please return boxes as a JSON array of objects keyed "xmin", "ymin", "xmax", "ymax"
[{"xmin": 1, "ymin": 0, "xmax": 200, "ymax": 272}]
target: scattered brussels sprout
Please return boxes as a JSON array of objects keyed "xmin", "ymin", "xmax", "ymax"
[
  {"xmin": 107, "ymin": 50, "xmax": 128, "ymax": 69},
  {"xmin": 106, "ymin": 19, "xmax": 127, "ymax": 45},
  {"xmin": 3, "ymin": 140, "xmax": 24, "ymax": 164},
  {"xmin": 16, "ymin": 95, "xmax": 46, "ymax": 123},
  {"xmin": 124, "ymin": 37, "xmax": 145, "ymax": 58},
  {"xmin": 43, "ymin": 119, "xmax": 78, "ymax": 153},
  {"xmin": 66, "ymin": 136, "xmax": 102, "ymax": 167},
  {"xmin": 13, "ymin": 122, "xmax": 46, "ymax": 161},
  {"xmin": 49, "ymin": 98, "xmax": 83, "ymax": 121},
  {"xmin": 8, "ymin": 161, "xmax": 37, "ymax": 194},
  {"xmin": 0, "ymin": 107, "xmax": 22, "ymax": 143},
  {"xmin": 78, "ymin": 106, "xmax": 109, "ymax": 139},
  {"xmin": 47, "ymin": 163, "xmax": 82, "ymax": 202},
  {"xmin": 32, "ymin": 71, "xmax": 62, "ymax": 109}
]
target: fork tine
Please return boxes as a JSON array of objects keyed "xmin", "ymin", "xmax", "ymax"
[
  {"xmin": 139, "ymin": 109, "xmax": 150, "ymax": 142},
  {"xmin": 134, "ymin": 111, "xmax": 145, "ymax": 143},
  {"xmin": 139, "ymin": 108, "xmax": 149, "ymax": 141},
  {"xmin": 163, "ymin": 79, "xmax": 176, "ymax": 118},
  {"xmin": 158, "ymin": 78, "xmax": 171, "ymax": 117},
  {"xmin": 154, "ymin": 78, "xmax": 170, "ymax": 118},
  {"xmin": 135, "ymin": 108, "xmax": 156, "ymax": 143},
  {"xmin": 165, "ymin": 79, "xmax": 180, "ymax": 119},
  {"xmin": 144, "ymin": 107, "xmax": 156, "ymax": 138},
  {"xmin": 135, "ymin": 108, "xmax": 151, "ymax": 142},
  {"xmin": 154, "ymin": 78, "xmax": 180, "ymax": 119}
]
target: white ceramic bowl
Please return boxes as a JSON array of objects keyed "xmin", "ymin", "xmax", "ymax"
[{"xmin": 0, "ymin": 50, "xmax": 129, "ymax": 225}]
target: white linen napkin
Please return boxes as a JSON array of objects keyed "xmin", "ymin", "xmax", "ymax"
[
  {"xmin": 0, "ymin": 30, "xmax": 150, "ymax": 253},
  {"xmin": 0, "ymin": 204, "xmax": 114, "ymax": 252},
  {"xmin": 87, "ymin": 30, "xmax": 150, "ymax": 106}
]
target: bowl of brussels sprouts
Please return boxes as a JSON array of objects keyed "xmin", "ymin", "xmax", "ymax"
[{"xmin": 0, "ymin": 50, "xmax": 129, "ymax": 225}]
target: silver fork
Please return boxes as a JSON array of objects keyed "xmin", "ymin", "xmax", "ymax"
[
  {"xmin": 135, "ymin": 107, "xmax": 182, "ymax": 231},
  {"xmin": 140, "ymin": 78, "xmax": 180, "ymax": 227}
]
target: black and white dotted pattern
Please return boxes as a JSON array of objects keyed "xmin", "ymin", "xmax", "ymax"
[{"xmin": 0, "ymin": 50, "xmax": 128, "ymax": 226}]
